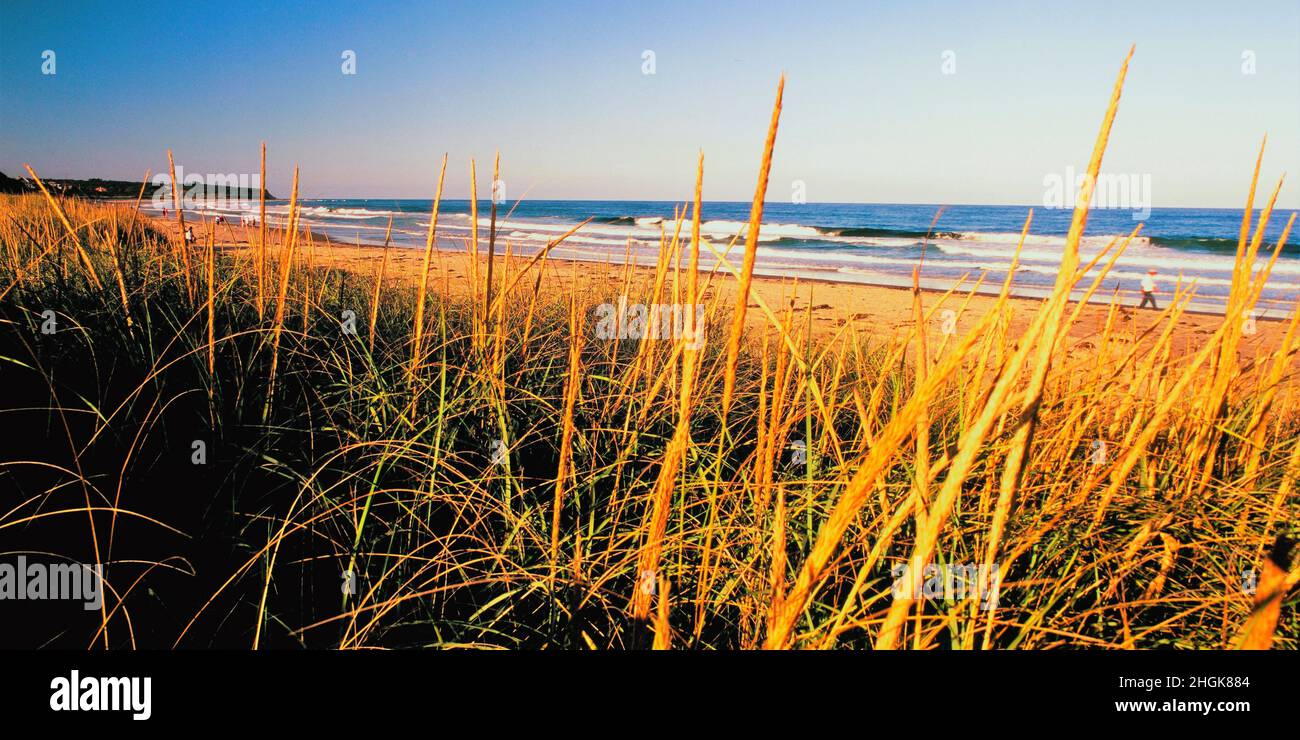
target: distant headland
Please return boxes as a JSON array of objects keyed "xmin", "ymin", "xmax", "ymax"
[{"xmin": 0, "ymin": 171, "xmax": 277, "ymax": 201}]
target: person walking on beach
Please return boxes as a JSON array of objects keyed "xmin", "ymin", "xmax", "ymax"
[
  {"xmin": 1139, "ymin": 268, "xmax": 1159, "ymax": 309},
  {"xmin": 184, "ymin": 225, "xmax": 195, "ymax": 246}
]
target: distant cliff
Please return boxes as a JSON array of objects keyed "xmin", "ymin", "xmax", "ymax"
[{"xmin": 0, "ymin": 171, "xmax": 276, "ymax": 201}]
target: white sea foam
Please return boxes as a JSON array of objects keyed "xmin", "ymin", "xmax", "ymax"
[{"xmin": 949, "ymin": 231, "xmax": 1153, "ymax": 249}]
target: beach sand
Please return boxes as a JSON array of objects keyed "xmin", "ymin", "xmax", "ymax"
[{"xmin": 157, "ymin": 217, "xmax": 1292, "ymax": 363}]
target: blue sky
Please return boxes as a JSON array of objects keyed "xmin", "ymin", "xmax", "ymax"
[{"xmin": 2, "ymin": 0, "xmax": 1298, "ymax": 207}]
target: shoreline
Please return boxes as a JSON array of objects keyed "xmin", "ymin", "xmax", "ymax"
[
  {"xmin": 146, "ymin": 212, "xmax": 1292, "ymax": 357},
  {"xmin": 131, "ymin": 197, "xmax": 1300, "ymax": 320}
]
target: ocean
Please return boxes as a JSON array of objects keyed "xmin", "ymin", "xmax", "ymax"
[{"xmin": 160, "ymin": 199, "xmax": 1300, "ymax": 316}]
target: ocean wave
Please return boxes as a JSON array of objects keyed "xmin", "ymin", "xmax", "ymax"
[
  {"xmin": 514, "ymin": 215, "xmax": 831, "ymax": 242},
  {"xmin": 297, "ymin": 203, "xmax": 400, "ymax": 217},
  {"xmin": 757, "ymin": 245, "xmax": 971, "ymax": 269},
  {"xmin": 827, "ymin": 226, "xmax": 960, "ymax": 240}
]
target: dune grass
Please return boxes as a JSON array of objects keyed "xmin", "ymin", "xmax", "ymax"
[{"xmin": 1, "ymin": 51, "xmax": 1298, "ymax": 650}]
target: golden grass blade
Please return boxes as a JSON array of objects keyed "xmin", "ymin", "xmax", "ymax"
[
  {"xmin": 551, "ymin": 270, "xmax": 582, "ymax": 571},
  {"xmin": 206, "ymin": 224, "xmax": 215, "ymax": 374},
  {"xmin": 720, "ymin": 74, "xmax": 784, "ymax": 417},
  {"xmin": 485, "ymin": 152, "xmax": 500, "ymax": 332},
  {"xmin": 165, "ymin": 149, "xmax": 194, "ymax": 300},
  {"xmin": 409, "ymin": 154, "xmax": 449, "ymax": 395},
  {"xmin": 263, "ymin": 165, "xmax": 300, "ymax": 421},
  {"xmin": 369, "ymin": 214, "xmax": 394, "ymax": 350},
  {"xmin": 469, "ymin": 158, "xmax": 481, "ymax": 341},
  {"xmin": 653, "ymin": 575, "xmax": 672, "ymax": 650},
  {"xmin": 258, "ymin": 141, "xmax": 267, "ymax": 320}
]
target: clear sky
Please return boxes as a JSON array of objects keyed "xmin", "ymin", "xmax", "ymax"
[{"xmin": 3, "ymin": 0, "xmax": 1298, "ymax": 208}]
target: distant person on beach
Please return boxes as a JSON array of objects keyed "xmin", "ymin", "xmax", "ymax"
[
  {"xmin": 1139, "ymin": 268, "xmax": 1159, "ymax": 309},
  {"xmin": 184, "ymin": 226, "xmax": 195, "ymax": 246},
  {"xmin": 215, "ymin": 214, "xmax": 224, "ymax": 226}
]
